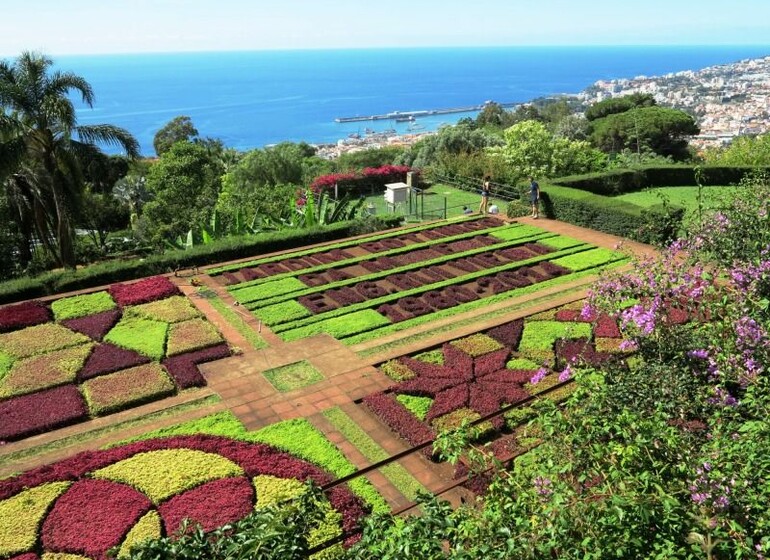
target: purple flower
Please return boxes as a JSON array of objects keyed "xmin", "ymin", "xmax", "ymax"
[
  {"xmin": 530, "ymin": 367, "xmax": 548, "ymax": 385},
  {"xmin": 688, "ymin": 349, "xmax": 709, "ymax": 360},
  {"xmin": 533, "ymin": 476, "xmax": 552, "ymax": 497},
  {"xmin": 558, "ymin": 366, "xmax": 572, "ymax": 383}
]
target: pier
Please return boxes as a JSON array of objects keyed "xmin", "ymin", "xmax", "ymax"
[{"xmin": 334, "ymin": 101, "xmax": 519, "ymax": 123}]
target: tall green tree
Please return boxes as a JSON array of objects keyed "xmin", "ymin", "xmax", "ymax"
[
  {"xmin": 153, "ymin": 115, "xmax": 199, "ymax": 156},
  {"xmin": 140, "ymin": 141, "xmax": 224, "ymax": 245},
  {"xmin": 488, "ymin": 120, "xmax": 606, "ymax": 180},
  {"xmin": 0, "ymin": 52, "xmax": 139, "ymax": 268},
  {"xmin": 590, "ymin": 106, "xmax": 699, "ymax": 160}
]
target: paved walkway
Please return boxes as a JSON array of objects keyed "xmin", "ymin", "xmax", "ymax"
[{"xmin": 1, "ymin": 217, "xmax": 654, "ymax": 510}]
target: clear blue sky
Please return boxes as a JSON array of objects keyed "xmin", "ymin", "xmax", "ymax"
[{"xmin": 1, "ymin": 0, "xmax": 769, "ymax": 56}]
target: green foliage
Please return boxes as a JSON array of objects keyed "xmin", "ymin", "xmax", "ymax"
[
  {"xmin": 153, "ymin": 115, "xmax": 199, "ymax": 156},
  {"xmin": 127, "ymin": 483, "xmax": 333, "ymax": 560},
  {"xmin": 0, "ymin": 323, "xmax": 89, "ymax": 359},
  {"xmin": 450, "ymin": 334, "xmax": 503, "ymax": 356},
  {"xmin": 413, "ymin": 349, "xmax": 444, "ymax": 365},
  {"xmin": 51, "ymin": 291, "xmax": 116, "ymax": 320},
  {"xmin": 263, "ymin": 360, "xmax": 325, "ymax": 392},
  {"xmin": 0, "ymin": 343, "xmax": 93, "ymax": 398},
  {"xmin": 280, "ymin": 309, "xmax": 391, "ymax": 342},
  {"xmin": 549, "ymin": 247, "xmax": 625, "ymax": 271},
  {"xmin": 703, "ymin": 132, "xmax": 770, "ymax": 166},
  {"xmin": 590, "ymin": 106, "xmax": 700, "ymax": 161},
  {"xmin": 0, "ymin": 482, "xmax": 72, "ymax": 558},
  {"xmin": 117, "ymin": 510, "xmax": 162, "ymax": 559},
  {"xmin": 379, "ymin": 360, "xmax": 416, "ymax": 381},
  {"xmin": 519, "ymin": 320, "xmax": 592, "ymax": 352},
  {"xmin": 584, "ymin": 92, "xmax": 656, "ymax": 121},
  {"xmin": 0, "ymin": 351, "xmax": 13, "ymax": 382},
  {"xmin": 104, "ymin": 316, "xmax": 168, "ymax": 360},
  {"xmin": 395, "ymin": 394, "xmax": 434, "ymax": 422},
  {"xmin": 322, "ymin": 407, "xmax": 427, "ymax": 502},
  {"xmin": 82, "ymin": 363, "xmax": 175, "ymax": 416},
  {"xmin": 253, "ymin": 300, "xmax": 312, "ymax": 326},
  {"xmin": 397, "ymin": 124, "xmax": 503, "ymax": 171},
  {"xmin": 127, "ymin": 295, "xmax": 202, "ymax": 323},
  {"xmin": 165, "ymin": 318, "xmax": 224, "ymax": 356},
  {"xmin": 93, "ymin": 449, "xmax": 243, "ymax": 503},
  {"xmin": 140, "ymin": 141, "xmax": 225, "ymax": 245},
  {"xmin": 202, "ymin": 290, "xmax": 268, "ymax": 350},
  {"xmin": 513, "ymin": 183, "xmax": 685, "ymax": 245},
  {"xmin": 231, "ymin": 277, "xmax": 308, "ymax": 304},
  {"xmin": 488, "ymin": 120, "xmax": 606, "ymax": 180},
  {"xmin": 334, "ymin": 146, "xmax": 405, "ymax": 170}
]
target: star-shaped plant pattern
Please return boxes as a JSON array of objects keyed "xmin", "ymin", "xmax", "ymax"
[{"xmin": 391, "ymin": 342, "xmax": 532, "ymax": 429}]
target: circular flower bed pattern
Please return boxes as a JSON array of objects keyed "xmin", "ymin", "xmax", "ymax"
[{"xmin": 0, "ymin": 435, "xmax": 366, "ymax": 560}]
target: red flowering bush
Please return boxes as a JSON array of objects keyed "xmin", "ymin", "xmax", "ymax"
[
  {"xmin": 0, "ymin": 301, "xmax": 50, "ymax": 333},
  {"xmin": 0, "ymin": 385, "xmax": 87, "ymax": 442},
  {"xmin": 310, "ymin": 165, "xmax": 412, "ymax": 195},
  {"xmin": 109, "ymin": 276, "xmax": 179, "ymax": 307},
  {"xmin": 61, "ymin": 309, "xmax": 121, "ymax": 341},
  {"xmin": 41, "ymin": 478, "xmax": 152, "ymax": 560}
]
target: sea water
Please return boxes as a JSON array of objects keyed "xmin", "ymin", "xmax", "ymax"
[{"xmin": 52, "ymin": 45, "xmax": 770, "ymax": 155}]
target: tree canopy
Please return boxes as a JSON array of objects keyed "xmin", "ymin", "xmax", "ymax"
[
  {"xmin": 0, "ymin": 51, "xmax": 139, "ymax": 269},
  {"xmin": 590, "ymin": 106, "xmax": 700, "ymax": 160},
  {"xmin": 153, "ymin": 116, "xmax": 199, "ymax": 156},
  {"xmin": 584, "ymin": 93, "xmax": 657, "ymax": 121}
]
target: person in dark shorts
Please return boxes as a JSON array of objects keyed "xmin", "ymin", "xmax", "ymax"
[
  {"xmin": 529, "ymin": 177, "xmax": 540, "ymax": 218},
  {"xmin": 479, "ymin": 175, "xmax": 491, "ymax": 214}
]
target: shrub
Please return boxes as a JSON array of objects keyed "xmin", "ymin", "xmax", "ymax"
[
  {"xmin": 161, "ymin": 343, "xmax": 231, "ymax": 389},
  {"xmin": 0, "ymin": 384, "xmax": 87, "ymax": 442},
  {"xmin": 40, "ymin": 478, "xmax": 152, "ymax": 559},
  {"xmin": 158, "ymin": 476, "xmax": 254, "ymax": 535},
  {"xmin": 103, "ymin": 317, "xmax": 168, "ymax": 360},
  {"xmin": 93, "ymin": 448, "xmax": 243, "ymax": 503},
  {"xmin": 50, "ymin": 291, "xmax": 116, "ymax": 321},
  {"xmin": 0, "ymin": 323, "xmax": 89, "ymax": 359},
  {"xmin": 0, "ymin": 300, "xmax": 50, "ymax": 333},
  {"xmin": 77, "ymin": 343, "xmax": 151, "ymax": 381},
  {"xmin": 165, "ymin": 318, "xmax": 224, "ymax": 357},
  {"xmin": 116, "ymin": 510, "xmax": 162, "ymax": 559},
  {"xmin": 0, "ymin": 344, "xmax": 93, "ymax": 399},
  {"xmin": 109, "ymin": 276, "xmax": 179, "ymax": 307},
  {"xmin": 61, "ymin": 309, "xmax": 122, "ymax": 341},
  {"xmin": 81, "ymin": 363, "xmax": 175, "ymax": 416},
  {"xmin": 127, "ymin": 295, "xmax": 201, "ymax": 323}
]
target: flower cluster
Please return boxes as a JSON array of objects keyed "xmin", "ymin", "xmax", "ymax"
[{"xmin": 689, "ymin": 462, "xmax": 734, "ymax": 513}]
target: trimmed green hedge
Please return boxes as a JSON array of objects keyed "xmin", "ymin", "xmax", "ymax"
[
  {"xmin": 550, "ymin": 165, "xmax": 766, "ymax": 195},
  {"xmin": 0, "ymin": 217, "xmax": 403, "ymax": 305},
  {"xmin": 509, "ymin": 184, "xmax": 684, "ymax": 245}
]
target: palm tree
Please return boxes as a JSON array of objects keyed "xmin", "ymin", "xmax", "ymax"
[{"xmin": 0, "ymin": 51, "xmax": 140, "ymax": 269}]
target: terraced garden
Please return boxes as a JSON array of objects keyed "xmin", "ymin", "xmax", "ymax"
[{"xmin": 0, "ymin": 215, "xmax": 643, "ymax": 559}]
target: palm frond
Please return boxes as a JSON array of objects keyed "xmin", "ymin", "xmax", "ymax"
[{"xmin": 75, "ymin": 124, "xmax": 141, "ymax": 158}]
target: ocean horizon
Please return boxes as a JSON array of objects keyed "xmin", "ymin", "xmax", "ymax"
[{"xmin": 48, "ymin": 45, "xmax": 770, "ymax": 156}]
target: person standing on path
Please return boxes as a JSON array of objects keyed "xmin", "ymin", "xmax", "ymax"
[
  {"xmin": 529, "ymin": 177, "xmax": 540, "ymax": 218},
  {"xmin": 479, "ymin": 175, "xmax": 492, "ymax": 214}
]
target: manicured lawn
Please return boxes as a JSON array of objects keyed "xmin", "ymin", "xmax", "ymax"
[
  {"xmin": 615, "ymin": 186, "xmax": 736, "ymax": 222},
  {"xmin": 362, "ymin": 183, "xmax": 509, "ymax": 219}
]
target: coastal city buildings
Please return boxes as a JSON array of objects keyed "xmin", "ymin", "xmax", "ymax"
[
  {"xmin": 580, "ymin": 55, "xmax": 770, "ymax": 150},
  {"xmin": 319, "ymin": 55, "xmax": 770, "ymax": 158}
]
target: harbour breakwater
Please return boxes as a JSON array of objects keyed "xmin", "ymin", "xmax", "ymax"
[{"xmin": 334, "ymin": 101, "xmax": 519, "ymax": 123}]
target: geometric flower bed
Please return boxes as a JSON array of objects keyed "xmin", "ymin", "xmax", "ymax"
[
  {"xmin": 0, "ymin": 412, "xmax": 382, "ymax": 560},
  {"xmin": 363, "ymin": 301, "xmax": 627, "ymax": 459},
  {"xmin": 0, "ymin": 276, "xmax": 230, "ymax": 443},
  {"xmin": 213, "ymin": 216, "xmax": 626, "ymax": 345}
]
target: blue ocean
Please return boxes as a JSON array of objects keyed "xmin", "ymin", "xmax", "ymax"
[{"xmin": 55, "ymin": 46, "xmax": 770, "ymax": 156}]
